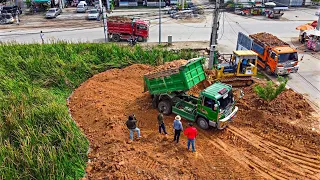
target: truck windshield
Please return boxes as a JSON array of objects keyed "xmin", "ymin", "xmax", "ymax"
[
  {"xmin": 217, "ymin": 90, "xmax": 233, "ymax": 110},
  {"xmin": 278, "ymin": 52, "xmax": 298, "ymax": 63},
  {"xmin": 137, "ymin": 24, "xmax": 147, "ymax": 30}
]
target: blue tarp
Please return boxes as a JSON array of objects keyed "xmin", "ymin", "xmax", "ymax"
[
  {"xmin": 252, "ymin": 42, "xmax": 264, "ymax": 55},
  {"xmin": 236, "ymin": 32, "xmax": 253, "ymax": 50}
]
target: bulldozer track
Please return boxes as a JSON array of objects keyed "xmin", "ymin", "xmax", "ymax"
[{"xmin": 216, "ymin": 77, "xmax": 254, "ymax": 87}]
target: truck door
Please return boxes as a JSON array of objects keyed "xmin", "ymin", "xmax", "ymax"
[
  {"xmin": 268, "ymin": 51, "xmax": 277, "ymax": 72},
  {"xmin": 198, "ymin": 96, "xmax": 218, "ymax": 122}
]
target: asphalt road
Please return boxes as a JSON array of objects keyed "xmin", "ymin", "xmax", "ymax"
[{"xmin": 1, "ymin": 10, "xmax": 320, "ymax": 109}]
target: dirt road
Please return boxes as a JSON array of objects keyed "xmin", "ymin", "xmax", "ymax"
[{"xmin": 68, "ymin": 63, "xmax": 320, "ymax": 179}]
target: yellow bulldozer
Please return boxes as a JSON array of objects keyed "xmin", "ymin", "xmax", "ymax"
[{"xmin": 206, "ymin": 50, "xmax": 258, "ymax": 87}]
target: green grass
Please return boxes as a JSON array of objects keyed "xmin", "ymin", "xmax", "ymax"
[
  {"xmin": 0, "ymin": 42, "xmax": 198, "ymax": 179},
  {"xmin": 256, "ymin": 71, "xmax": 267, "ymax": 80}
]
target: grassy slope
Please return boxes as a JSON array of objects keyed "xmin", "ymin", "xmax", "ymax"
[{"xmin": 0, "ymin": 43, "xmax": 197, "ymax": 179}]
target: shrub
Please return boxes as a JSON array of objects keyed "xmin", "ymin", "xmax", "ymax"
[{"xmin": 254, "ymin": 76, "xmax": 288, "ymax": 101}]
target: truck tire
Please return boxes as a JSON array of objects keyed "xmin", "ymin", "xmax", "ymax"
[
  {"xmin": 158, "ymin": 100, "xmax": 172, "ymax": 115},
  {"xmin": 265, "ymin": 65, "xmax": 273, "ymax": 75},
  {"xmin": 137, "ymin": 36, "xmax": 144, "ymax": 42},
  {"xmin": 197, "ymin": 117, "xmax": 209, "ymax": 130},
  {"xmin": 112, "ymin": 34, "xmax": 120, "ymax": 42}
]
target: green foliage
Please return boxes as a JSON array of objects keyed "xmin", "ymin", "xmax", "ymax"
[
  {"xmin": 25, "ymin": 0, "xmax": 32, "ymax": 8},
  {"xmin": 254, "ymin": 76, "xmax": 288, "ymax": 101},
  {"xmin": 0, "ymin": 42, "xmax": 198, "ymax": 179}
]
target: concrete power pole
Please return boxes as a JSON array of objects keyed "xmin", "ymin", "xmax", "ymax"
[
  {"xmin": 208, "ymin": 0, "xmax": 220, "ymax": 69},
  {"xmin": 99, "ymin": 0, "xmax": 109, "ymax": 42},
  {"xmin": 159, "ymin": 0, "xmax": 161, "ymax": 44}
]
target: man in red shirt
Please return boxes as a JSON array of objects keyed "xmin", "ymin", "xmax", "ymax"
[{"xmin": 184, "ymin": 123, "xmax": 198, "ymax": 152}]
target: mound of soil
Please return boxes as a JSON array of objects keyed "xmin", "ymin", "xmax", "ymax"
[
  {"xmin": 250, "ymin": 32, "xmax": 289, "ymax": 47},
  {"xmin": 147, "ymin": 60, "xmax": 187, "ymax": 74},
  {"xmin": 69, "ymin": 64, "xmax": 320, "ymax": 180}
]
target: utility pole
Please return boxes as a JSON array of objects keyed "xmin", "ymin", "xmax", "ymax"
[
  {"xmin": 159, "ymin": 0, "xmax": 161, "ymax": 44},
  {"xmin": 208, "ymin": 0, "xmax": 220, "ymax": 69},
  {"xmin": 99, "ymin": 0, "xmax": 109, "ymax": 42}
]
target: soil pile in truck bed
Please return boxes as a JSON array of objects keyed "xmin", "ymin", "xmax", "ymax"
[
  {"xmin": 250, "ymin": 32, "xmax": 289, "ymax": 47},
  {"xmin": 146, "ymin": 59, "xmax": 187, "ymax": 74},
  {"xmin": 108, "ymin": 16, "xmax": 133, "ymax": 23},
  {"xmin": 69, "ymin": 64, "xmax": 320, "ymax": 180}
]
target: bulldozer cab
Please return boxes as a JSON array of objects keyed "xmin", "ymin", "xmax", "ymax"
[{"xmin": 233, "ymin": 50, "xmax": 258, "ymax": 77}]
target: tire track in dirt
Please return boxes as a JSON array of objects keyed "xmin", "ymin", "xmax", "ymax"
[{"xmin": 203, "ymin": 125, "xmax": 320, "ymax": 180}]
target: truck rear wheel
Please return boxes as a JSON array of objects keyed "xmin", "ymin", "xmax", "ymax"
[
  {"xmin": 158, "ymin": 100, "xmax": 172, "ymax": 115},
  {"xmin": 112, "ymin": 34, "xmax": 120, "ymax": 42},
  {"xmin": 197, "ymin": 117, "xmax": 209, "ymax": 130}
]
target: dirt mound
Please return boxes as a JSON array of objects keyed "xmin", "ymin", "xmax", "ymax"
[
  {"xmin": 69, "ymin": 64, "xmax": 320, "ymax": 180},
  {"xmin": 250, "ymin": 32, "xmax": 289, "ymax": 47},
  {"xmin": 146, "ymin": 60, "xmax": 187, "ymax": 74}
]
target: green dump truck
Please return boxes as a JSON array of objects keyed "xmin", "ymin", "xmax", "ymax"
[{"xmin": 144, "ymin": 57, "xmax": 240, "ymax": 130}]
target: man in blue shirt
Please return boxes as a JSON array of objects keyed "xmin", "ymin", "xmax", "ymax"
[{"xmin": 173, "ymin": 115, "xmax": 183, "ymax": 143}]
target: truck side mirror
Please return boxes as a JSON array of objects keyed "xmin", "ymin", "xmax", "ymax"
[{"xmin": 213, "ymin": 104, "xmax": 218, "ymax": 111}]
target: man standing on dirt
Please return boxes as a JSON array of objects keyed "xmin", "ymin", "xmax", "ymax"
[
  {"xmin": 184, "ymin": 123, "xmax": 198, "ymax": 152},
  {"xmin": 173, "ymin": 115, "xmax": 183, "ymax": 143},
  {"xmin": 158, "ymin": 110, "xmax": 167, "ymax": 135},
  {"xmin": 126, "ymin": 114, "xmax": 141, "ymax": 141}
]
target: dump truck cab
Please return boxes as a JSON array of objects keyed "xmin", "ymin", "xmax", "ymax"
[
  {"xmin": 170, "ymin": 82, "xmax": 238, "ymax": 130},
  {"xmin": 197, "ymin": 83, "xmax": 238, "ymax": 129},
  {"xmin": 268, "ymin": 47, "xmax": 299, "ymax": 75}
]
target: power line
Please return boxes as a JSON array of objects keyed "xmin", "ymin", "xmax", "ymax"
[
  {"xmin": 225, "ymin": 13, "xmax": 249, "ymax": 34},
  {"xmin": 224, "ymin": 13, "xmax": 237, "ymax": 36}
]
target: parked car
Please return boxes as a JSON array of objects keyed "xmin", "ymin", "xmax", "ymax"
[
  {"xmin": 77, "ymin": 2, "xmax": 88, "ymax": 13},
  {"xmin": 87, "ymin": 9, "xmax": 100, "ymax": 20},
  {"xmin": 45, "ymin": 8, "xmax": 62, "ymax": 19},
  {"xmin": 1, "ymin": 5, "xmax": 22, "ymax": 16},
  {"xmin": 0, "ymin": 13, "xmax": 14, "ymax": 24}
]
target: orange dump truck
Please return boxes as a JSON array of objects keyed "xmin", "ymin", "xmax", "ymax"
[{"xmin": 237, "ymin": 32, "xmax": 300, "ymax": 75}]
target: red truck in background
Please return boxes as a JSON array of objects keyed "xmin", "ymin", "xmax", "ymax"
[{"xmin": 107, "ymin": 16, "xmax": 150, "ymax": 42}]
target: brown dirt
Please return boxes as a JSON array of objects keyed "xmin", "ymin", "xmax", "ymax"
[
  {"xmin": 108, "ymin": 16, "xmax": 132, "ymax": 23},
  {"xmin": 147, "ymin": 60, "xmax": 187, "ymax": 74},
  {"xmin": 69, "ymin": 64, "xmax": 320, "ymax": 180},
  {"xmin": 250, "ymin": 32, "xmax": 289, "ymax": 47}
]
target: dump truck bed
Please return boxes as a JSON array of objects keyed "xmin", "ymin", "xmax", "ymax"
[
  {"xmin": 144, "ymin": 57, "xmax": 206, "ymax": 94},
  {"xmin": 249, "ymin": 32, "xmax": 289, "ymax": 47}
]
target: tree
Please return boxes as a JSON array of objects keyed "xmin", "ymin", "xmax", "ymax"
[{"xmin": 254, "ymin": 76, "xmax": 288, "ymax": 101}]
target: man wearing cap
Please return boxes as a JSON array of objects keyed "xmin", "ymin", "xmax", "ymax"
[
  {"xmin": 173, "ymin": 115, "xmax": 183, "ymax": 143},
  {"xmin": 184, "ymin": 123, "xmax": 198, "ymax": 152}
]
